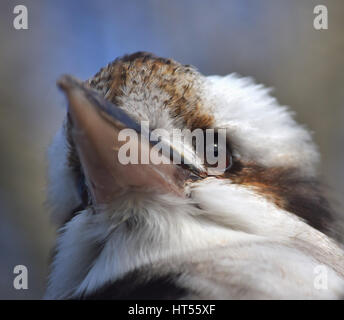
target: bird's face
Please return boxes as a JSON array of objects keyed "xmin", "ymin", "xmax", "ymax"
[{"xmin": 48, "ymin": 52, "xmax": 324, "ymax": 232}]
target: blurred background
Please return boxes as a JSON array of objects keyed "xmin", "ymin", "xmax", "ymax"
[{"xmin": 0, "ymin": 0, "xmax": 343, "ymax": 299}]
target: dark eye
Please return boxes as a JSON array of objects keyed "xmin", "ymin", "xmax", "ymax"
[
  {"xmin": 213, "ymin": 143, "xmax": 219, "ymax": 158},
  {"xmin": 205, "ymin": 131, "xmax": 233, "ymax": 173}
]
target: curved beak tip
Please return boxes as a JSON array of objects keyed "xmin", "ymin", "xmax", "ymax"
[{"xmin": 57, "ymin": 74, "xmax": 82, "ymax": 93}]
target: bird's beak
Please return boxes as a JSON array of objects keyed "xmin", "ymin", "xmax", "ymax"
[{"xmin": 58, "ymin": 75, "xmax": 197, "ymax": 205}]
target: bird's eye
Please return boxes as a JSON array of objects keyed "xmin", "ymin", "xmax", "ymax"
[
  {"xmin": 204, "ymin": 131, "xmax": 233, "ymax": 173},
  {"xmin": 213, "ymin": 143, "xmax": 219, "ymax": 158}
]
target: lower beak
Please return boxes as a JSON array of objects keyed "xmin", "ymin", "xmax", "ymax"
[{"xmin": 58, "ymin": 75, "xmax": 190, "ymax": 205}]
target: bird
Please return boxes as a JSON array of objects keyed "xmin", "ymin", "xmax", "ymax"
[{"xmin": 45, "ymin": 52, "xmax": 344, "ymax": 299}]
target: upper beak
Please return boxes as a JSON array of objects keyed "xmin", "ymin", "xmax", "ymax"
[{"xmin": 57, "ymin": 75, "xmax": 201, "ymax": 205}]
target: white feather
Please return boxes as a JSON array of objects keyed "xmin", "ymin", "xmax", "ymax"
[
  {"xmin": 45, "ymin": 180, "xmax": 344, "ymax": 299},
  {"xmin": 205, "ymin": 74, "xmax": 320, "ymax": 176}
]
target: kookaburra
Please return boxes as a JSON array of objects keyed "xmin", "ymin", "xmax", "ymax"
[{"xmin": 45, "ymin": 52, "xmax": 344, "ymax": 299}]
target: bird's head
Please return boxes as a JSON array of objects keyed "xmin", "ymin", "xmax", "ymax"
[
  {"xmin": 46, "ymin": 52, "xmax": 338, "ymax": 299},
  {"xmin": 49, "ymin": 52, "xmax": 330, "ymax": 230}
]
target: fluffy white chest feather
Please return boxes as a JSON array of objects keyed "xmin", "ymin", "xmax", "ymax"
[{"xmin": 45, "ymin": 179, "xmax": 344, "ymax": 299}]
